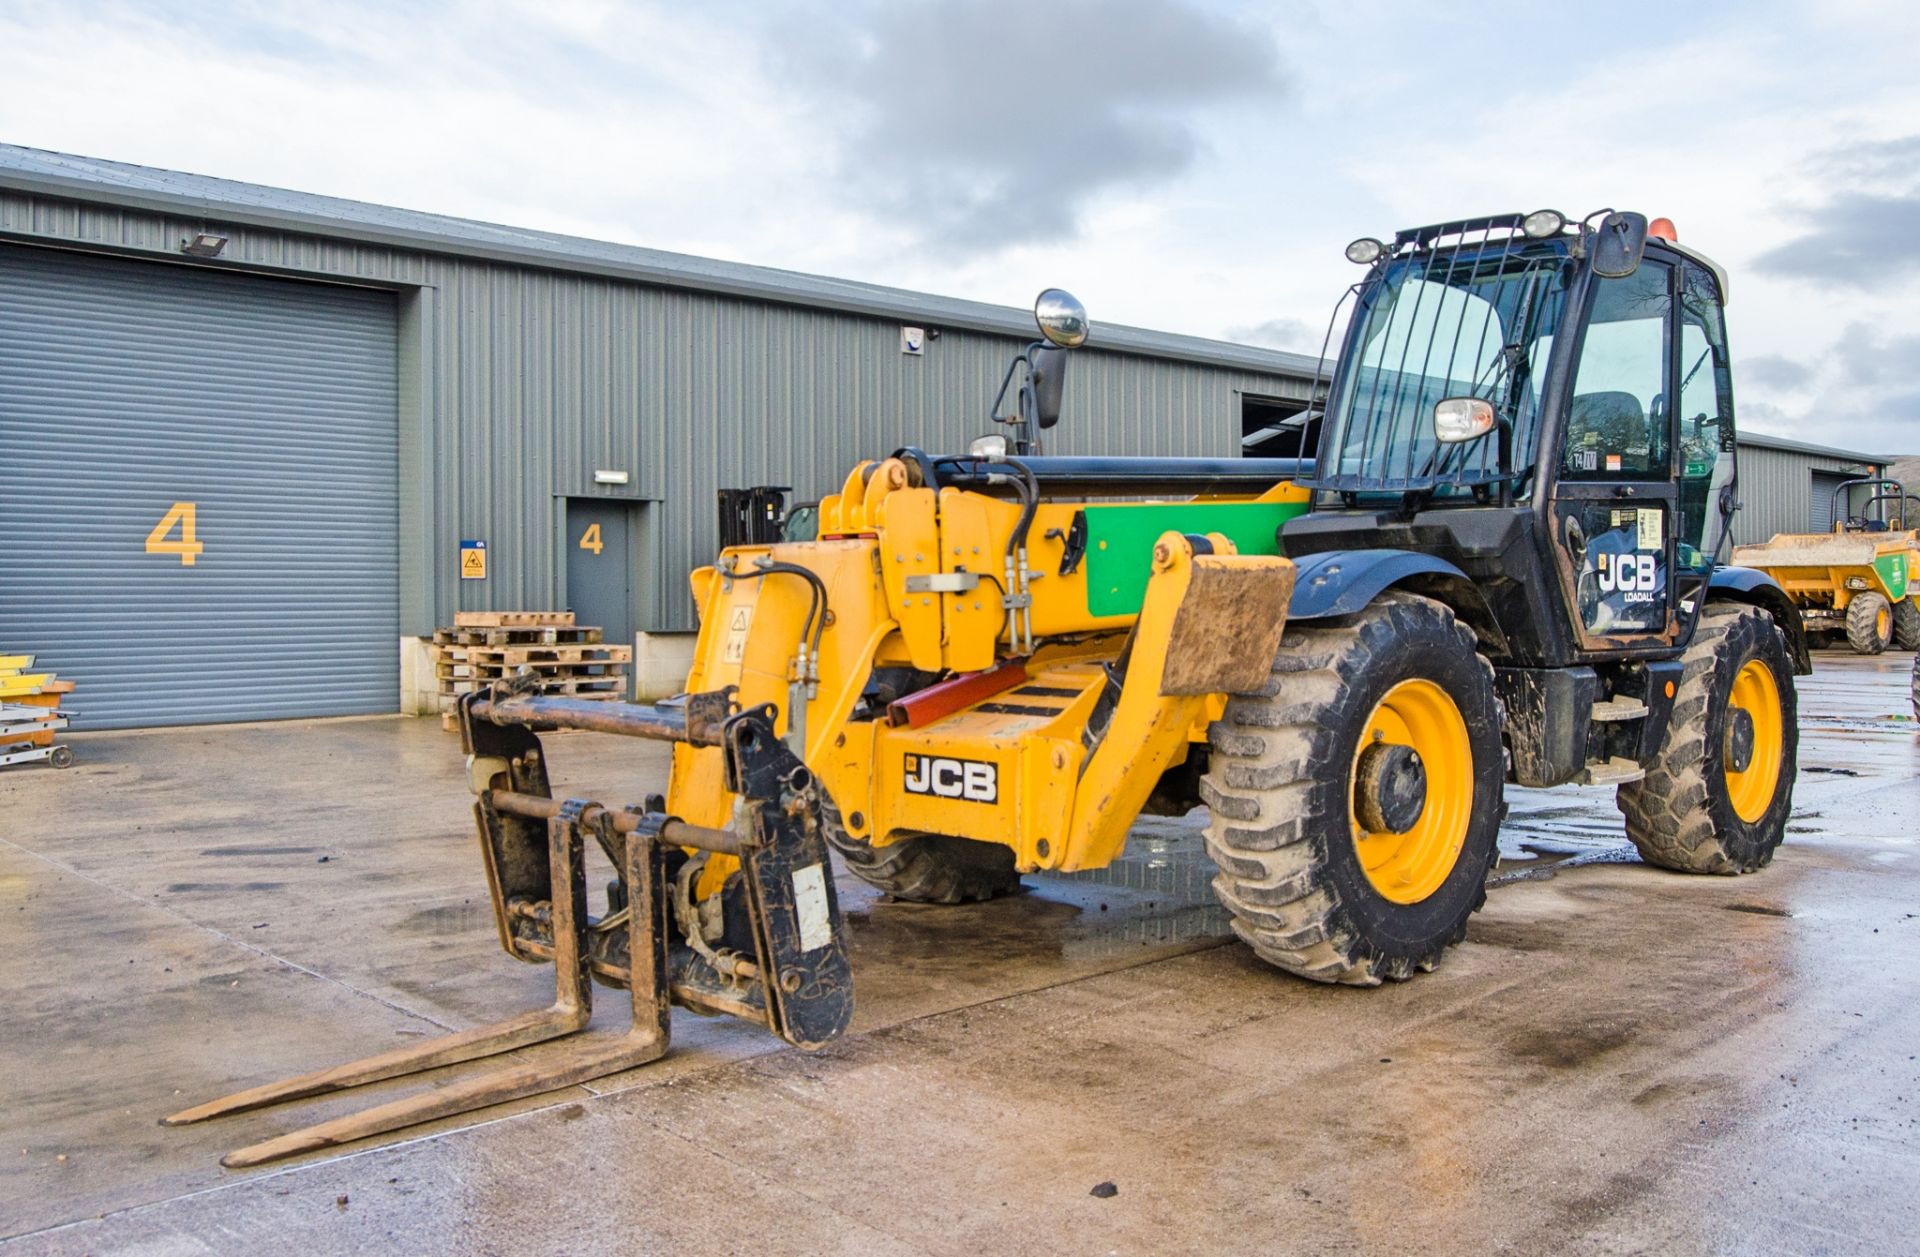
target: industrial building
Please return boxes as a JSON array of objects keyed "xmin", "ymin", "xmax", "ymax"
[
  {"xmin": 1728, "ymin": 432, "xmax": 1892, "ymax": 543},
  {"xmin": 0, "ymin": 145, "xmax": 1899, "ymax": 731},
  {"xmin": 0, "ymin": 146, "xmax": 1318, "ymax": 728}
]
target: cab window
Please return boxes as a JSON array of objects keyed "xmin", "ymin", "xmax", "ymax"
[
  {"xmin": 1676, "ymin": 264, "xmax": 1736, "ymax": 566},
  {"xmin": 1561, "ymin": 260, "xmax": 1672, "ymax": 480}
]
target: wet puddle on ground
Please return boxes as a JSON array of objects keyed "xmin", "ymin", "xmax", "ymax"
[
  {"xmin": 1027, "ymin": 794, "xmax": 1656, "ymax": 953},
  {"xmin": 1033, "ymin": 813, "xmax": 1234, "ymax": 958}
]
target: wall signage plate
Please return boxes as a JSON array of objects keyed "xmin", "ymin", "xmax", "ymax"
[{"xmin": 460, "ymin": 539, "xmax": 488, "ymax": 580}]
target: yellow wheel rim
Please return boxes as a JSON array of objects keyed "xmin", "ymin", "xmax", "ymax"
[
  {"xmin": 1726, "ymin": 659, "xmax": 1784, "ymax": 824},
  {"xmin": 1350, "ymin": 678, "xmax": 1474, "ymax": 905},
  {"xmin": 1877, "ymin": 606, "xmax": 1891, "ymax": 641}
]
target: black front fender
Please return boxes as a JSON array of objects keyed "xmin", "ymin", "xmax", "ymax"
[
  {"xmin": 1287, "ymin": 549, "xmax": 1466, "ymax": 618},
  {"xmin": 1285, "ymin": 550, "xmax": 1508, "ymax": 653},
  {"xmin": 1290, "ymin": 548, "xmax": 1512, "ymax": 652},
  {"xmin": 1706, "ymin": 566, "xmax": 1813, "ymax": 674}
]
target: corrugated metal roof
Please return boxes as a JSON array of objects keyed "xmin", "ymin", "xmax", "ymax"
[
  {"xmin": 1737, "ymin": 431, "xmax": 1888, "ymax": 465},
  {"xmin": 0, "ymin": 143, "xmax": 1323, "ymax": 379}
]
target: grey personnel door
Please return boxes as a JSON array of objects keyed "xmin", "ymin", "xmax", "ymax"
[
  {"xmin": 0, "ymin": 244, "xmax": 399, "ymax": 729},
  {"xmin": 565, "ymin": 499, "xmax": 634, "ymax": 654}
]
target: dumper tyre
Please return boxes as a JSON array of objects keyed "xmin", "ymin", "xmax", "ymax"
[
  {"xmin": 818, "ymin": 799, "xmax": 1023, "ymax": 905},
  {"xmin": 1617, "ymin": 604, "xmax": 1796, "ymax": 874},
  {"xmin": 1200, "ymin": 592, "xmax": 1505, "ymax": 986},
  {"xmin": 1845, "ymin": 592, "xmax": 1892, "ymax": 654},
  {"xmin": 1892, "ymin": 597, "xmax": 1920, "ymax": 650}
]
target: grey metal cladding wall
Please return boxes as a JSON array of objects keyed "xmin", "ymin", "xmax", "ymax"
[
  {"xmin": 633, "ymin": 290, "xmax": 1307, "ymax": 628},
  {"xmin": 0, "ymin": 244, "xmax": 399, "ymax": 728},
  {"xmin": 0, "ymin": 187, "xmax": 1314, "ymax": 635},
  {"xmin": 426, "ymin": 266, "xmax": 1309, "ymax": 631},
  {"xmin": 1731, "ymin": 444, "xmax": 1879, "ymax": 545}
]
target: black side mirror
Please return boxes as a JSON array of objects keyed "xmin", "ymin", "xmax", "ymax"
[
  {"xmin": 1027, "ymin": 345, "xmax": 1068, "ymax": 430},
  {"xmin": 1591, "ymin": 211, "xmax": 1649, "ymax": 278}
]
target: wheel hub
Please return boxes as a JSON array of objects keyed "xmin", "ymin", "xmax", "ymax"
[
  {"xmin": 1354, "ymin": 741, "xmax": 1428, "ymax": 834},
  {"xmin": 1723, "ymin": 707, "xmax": 1756, "ymax": 774},
  {"xmin": 1349, "ymin": 677, "xmax": 1473, "ymax": 905},
  {"xmin": 1724, "ymin": 658, "xmax": 1784, "ymax": 825}
]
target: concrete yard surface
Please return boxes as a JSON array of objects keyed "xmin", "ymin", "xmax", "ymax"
[{"xmin": 1, "ymin": 654, "xmax": 1917, "ymax": 1255}]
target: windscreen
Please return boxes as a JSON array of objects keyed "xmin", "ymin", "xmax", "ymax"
[{"xmin": 1317, "ymin": 243, "xmax": 1570, "ymax": 495}]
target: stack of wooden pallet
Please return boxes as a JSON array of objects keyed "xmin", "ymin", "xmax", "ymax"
[
  {"xmin": 430, "ymin": 612, "xmax": 630, "ymax": 728},
  {"xmin": 1, "ymin": 653, "xmax": 76, "ymax": 769}
]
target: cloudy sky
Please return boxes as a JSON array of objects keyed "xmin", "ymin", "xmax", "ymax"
[{"xmin": 1, "ymin": 0, "xmax": 1915, "ymax": 451}]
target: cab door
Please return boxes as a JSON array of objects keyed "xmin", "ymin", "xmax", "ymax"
[{"xmin": 1549, "ymin": 257, "xmax": 1680, "ymax": 649}]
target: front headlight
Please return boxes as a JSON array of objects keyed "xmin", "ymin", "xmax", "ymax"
[
  {"xmin": 969, "ymin": 434, "xmax": 1009, "ymax": 460},
  {"xmin": 1345, "ymin": 237, "xmax": 1385, "ymax": 265}
]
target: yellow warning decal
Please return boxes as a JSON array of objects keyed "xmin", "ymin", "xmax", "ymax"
[
  {"xmin": 722, "ymin": 605, "xmax": 753, "ymax": 664},
  {"xmin": 460, "ymin": 540, "xmax": 488, "ymax": 580}
]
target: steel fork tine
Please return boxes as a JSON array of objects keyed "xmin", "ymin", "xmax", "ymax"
[
  {"xmin": 218, "ymin": 1032, "xmax": 667, "ymax": 1167},
  {"xmin": 209, "ymin": 804, "xmax": 672, "ymax": 1168},
  {"xmin": 169, "ymin": 806, "xmax": 598, "ymax": 1139},
  {"xmin": 162, "ymin": 1005, "xmax": 587, "ymax": 1126}
]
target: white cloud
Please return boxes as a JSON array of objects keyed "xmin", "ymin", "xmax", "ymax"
[{"xmin": 0, "ymin": 0, "xmax": 1915, "ymax": 451}]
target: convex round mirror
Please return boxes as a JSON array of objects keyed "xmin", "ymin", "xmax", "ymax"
[{"xmin": 1033, "ymin": 288, "xmax": 1090, "ymax": 349}]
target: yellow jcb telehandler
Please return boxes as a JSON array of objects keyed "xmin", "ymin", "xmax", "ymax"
[{"xmin": 174, "ymin": 209, "xmax": 1808, "ymax": 1167}]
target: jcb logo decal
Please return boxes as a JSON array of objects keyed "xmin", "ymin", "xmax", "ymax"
[
  {"xmin": 903, "ymin": 754, "xmax": 997, "ymax": 803},
  {"xmin": 1596, "ymin": 551, "xmax": 1659, "ymax": 594}
]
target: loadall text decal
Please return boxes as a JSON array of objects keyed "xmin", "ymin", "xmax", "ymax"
[
  {"xmin": 902, "ymin": 754, "xmax": 998, "ymax": 803},
  {"xmin": 1578, "ymin": 506, "xmax": 1667, "ymax": 634}
]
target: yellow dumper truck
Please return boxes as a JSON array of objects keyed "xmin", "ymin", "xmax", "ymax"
[{"xmin": 1733, "ymin": 478, "xmax": 1920, "ymax": 653}]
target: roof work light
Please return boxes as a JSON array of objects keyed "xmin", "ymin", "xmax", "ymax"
[{"xmin": 1521, "ymin": 209, "xmax": 1566, "ymax": 238}]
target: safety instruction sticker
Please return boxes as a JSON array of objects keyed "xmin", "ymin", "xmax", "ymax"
[
  {"xmin": 1637, "ymin": 508, "xmax": 1663, "ymax": 550},
  {"xmin": 722, "ymin": 605, "xmax": 753, "ymax": 663},
  {"xmin": 792, "ymin": 863, "xmax": 833, "ymax": 953},
  {"xmin": 459, "ymin": 539, "xmax": 487, "ymax": 580}
]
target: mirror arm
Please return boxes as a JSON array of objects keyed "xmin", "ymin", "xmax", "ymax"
[{"xmin": 989, "ymin": 348, "xmax": 1033, "ymax": 426}]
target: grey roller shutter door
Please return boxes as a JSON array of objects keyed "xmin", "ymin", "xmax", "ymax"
[
  {"xmin": 1810, "ymin": 471, "xmax": 1850, "ymax": 533},
  {"xmin": 0, "ymin": 245, "xmax": 399, "ymax": 729}
]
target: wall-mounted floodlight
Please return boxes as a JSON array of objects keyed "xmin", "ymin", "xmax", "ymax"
[
  {"xmin": 593, "ymin": 469, "xmax": 630, "ymax": 486},
  {"xmin": 181, "ymin": 233, "xmax": 228, "ymax": 258}
]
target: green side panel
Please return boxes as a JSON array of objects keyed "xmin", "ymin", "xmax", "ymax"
[
  {"xmin": 1873, "ymin": 552, "xmax": 1908, "ymax": 599},
  {"xmin": 1083, "ymin": 501, "xmax": 1309, "ymax": 617}
]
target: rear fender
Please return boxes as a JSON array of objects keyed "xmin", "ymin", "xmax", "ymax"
[
  {"xmin": 1287, "ymin": 549, "xmax": 1507, "ymax": 651},
  {"xmin": 1705, "ymin": 566, "xmax": 1812, "ymax": 674}
]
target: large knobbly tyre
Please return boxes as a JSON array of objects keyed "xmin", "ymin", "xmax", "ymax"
[
  {"xmin": 1618, "ymin": 605, "xmax": 1797, "ymax": 873},
  {"xmin": 1846, "ymin": 591, "xmax": 1892, "ymax": 654},
  {"xmin": 1892, "ymin": 597, "xmax": 1920, "ymax": 650},
  {"xmin": 1201, "ymin": 593, "xmax": 1505, "ymax": 986},
  {"xmin": 819, "ymin": 799, "xmax": 1023, "ymax": 904}
]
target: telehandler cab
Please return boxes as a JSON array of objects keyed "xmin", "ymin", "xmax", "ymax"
[{"xmin": 175, "ymin": 209, "xmax": 1806, "ymax": 1167}]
